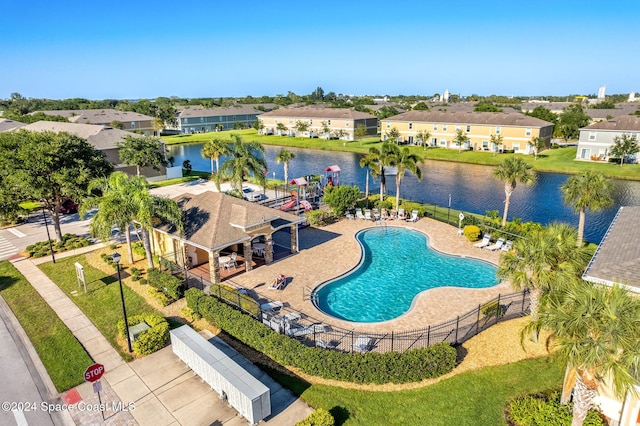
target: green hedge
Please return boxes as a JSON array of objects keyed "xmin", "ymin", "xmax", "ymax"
[
  {"xmin": 507, "ymin": 391, "xmax": 605, "ymax": 426},
  {"xmin": 185, "ymin": 288, "xmax": 456, "ymax": 384},
  {"xmin": 296, "ymin": 408, "xmax": 335, "ymax": 426},
  {"xmin": 117, "ymin": 312, "xmax": 169, "ymax": 355},
  {"xmin": 147, "ymin": 267, "xmax": 183, "ymax": 301}
]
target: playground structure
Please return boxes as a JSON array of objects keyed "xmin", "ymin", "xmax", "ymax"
[{"xmin": 266, "ymin": 165, "xmax": 341, "ymax": 215}]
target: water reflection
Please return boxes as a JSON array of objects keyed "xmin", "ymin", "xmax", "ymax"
[{"xmin": 167, "ymin": 143, "xmax": 640, "ymax": 243}]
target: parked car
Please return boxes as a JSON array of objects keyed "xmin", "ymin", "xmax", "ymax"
[
  {"xmin": 60, "ymin": 198, "xmax": 78, "ymax": 214},
  {"xmin": 242, "ymin": 186, "xmax": 261, "ymax": 202}
]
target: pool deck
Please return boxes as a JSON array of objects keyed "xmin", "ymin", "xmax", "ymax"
[{"xmin": 228, "ymin": 216, "xmax": 512, "ymax": 334}]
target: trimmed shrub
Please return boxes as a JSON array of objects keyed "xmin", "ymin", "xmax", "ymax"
[
  {"xmin": 296, "ymin": 409, "xmax": 334, "ymax": 426},
  {"xmin": 507, "ymin": 391, "xmax": 605, "ymax": 426},
  {"xmin": 185, "ymin": 288, "xmax": 457, "ymax": 384},
  {"xmin": 146, "ymin": 268, "xmax": 183, "ymax": 301},
  {"xmin": 132, "ymin": 241, "xmax": 146, "ymax": 257},
  {"xmin": 26, "ymin": 234, "xmax": 90, "ymax": 258},
  {"xmin": 129, "ymin": 267, "xmax": 141, "ymax": 281},
  {"xmin": 306, "ymin": 210, "xmax": 337, "ymax": 226},
  {"xmin": 147, "ymin": 288, "xmax": 171, "ymax": 306},
  {"xmin": 116, "ymin": 312, "xmax": 169, "ymax": 355},
  {"xmin": 463, "ymin": 225, "xmax": 481, "ymax": 242}
]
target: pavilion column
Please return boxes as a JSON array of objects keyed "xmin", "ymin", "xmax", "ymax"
[
  {"xmin": 209, "ymin": 251, "xmax": 221, "ymax": 284},
  {"xmin": 243, "ymin": 241, "xmax": 253, "ymax": 272},
  {"xmin": 265, "ymin": 235, "xmax": 274, "ymax": 265},
  {"xmin": 290, "ymin": 225, "xmax": 298, "ymax": 253}
]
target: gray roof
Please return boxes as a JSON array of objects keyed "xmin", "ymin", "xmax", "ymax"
[
  {"xmin": 178, "ymin": 105, "xmax": 265, "ymax": 118},
  {"xmin": 158, "ymin": 191, "xmax": 303, "ymax": 251},
  {"xmin": 0, "ymin": 118, "xmax": 26, "ymax": 132},
  {"xmin": 36, "ymin": 109, "xmax": 154, "ymax": 123},
  {"xmin": 582, "ymin": 115, "xmax": 640, "ymax": 132},
  {"xmin": 583, "ymin": 206, "xmax": 640, "ymax": 291},
  {"xmin": 383, "ymin": 111, "xmax": 553, "ymax": 127},
  {"xmin": 19, "ymin": 121, "xmax": 137, "ymax": 149},
  {"xmin": 259, "ymin": 107, "xmax": 375, "ymax": 120}
]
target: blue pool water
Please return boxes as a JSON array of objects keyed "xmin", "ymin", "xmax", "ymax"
[{"xmin": 313, "ymin": 227, "xmax": 499, "ymax": 323}]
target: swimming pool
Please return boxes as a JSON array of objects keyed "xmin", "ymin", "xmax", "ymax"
[{"xmin": 312, "ymin": 227, "xmax": 498, "ymax": 323}]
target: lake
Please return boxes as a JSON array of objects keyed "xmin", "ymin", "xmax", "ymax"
[{"xmin": 167, "ymin": 143, "xmax": 640, "ymax": 243}]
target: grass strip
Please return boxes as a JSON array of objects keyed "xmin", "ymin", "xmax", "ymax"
[
  {"xmin": 39, "ymin": 255, "xmax": 157, "ymax": 361},
  {"xmin": 0, "ymin": 261, "xmax": 92, "ymax": 392}
]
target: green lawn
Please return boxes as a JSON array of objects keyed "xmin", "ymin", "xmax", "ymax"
[
  {"xmin": 163, "ymin": 129, "xmax": 640, "ymax": 180},
  {"xmin": 265, "ymin": 355, "xmax": 563, "ymax": 426},
  {"xmin": 39, "ymin": 256, "xmax": 157, "ymax": 361},
  {"xmin": 0, "ymin": 261, "xmax": 92, "ymax": 392}
]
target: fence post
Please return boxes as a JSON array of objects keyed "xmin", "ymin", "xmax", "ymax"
[
  {"xmin": 200, "ymin": 276, "xmax": 204, "ymax": 290},
  {"xmin": 391, "ymin": 331, "xmax": 394, "ymax": 352},
  {"xmin": 476, "ymin": 304, "xmax": 481, "ymax": 336},
  {"xmin": 237, "ymin": 292, "xmax": 242, "ymax": 311},
  {"xmin": 521, "ymin": 290, "xmax": 526, "ymax": 312},
  {"xmin": 350, "ymin": 331, "xmax": 354, "ymax": 353},
  {"xmin": 454, "ymin": 316, "xmax": 459, "ymax": 343},
  {"xmin": 497, "ymin": 294, "xmax": 501, "ymax": 323},
  {"xmin": 427, "ymin": 325, "xmax": 430, "ymax": 346}
]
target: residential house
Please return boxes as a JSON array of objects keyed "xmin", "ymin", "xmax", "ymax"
[
  {"xmin": 575, "ymin": 115, "xmax": 640, "ymax": 162},
  {"xmin": 581, "ymin": 206, "xmax": 640, "ymax": 425},
  {"xmin": 36, "ymin": 109, "xmax": 156, "ymax": 135},
  {"xmin": 0, "ymin": 118, "xmax": 25, "ymax": 132},
  {"xmin": 18, "ymin": 121, "xmax": 167, "ymax": 180},
  {"xmin": 175, "ymin": 105, "xmax": 267, "ymax": 134},
  {"xmin": 152, "ymin": 191, "xmax": 304, "ymax": 285},
  {"xmin": 380, "ymin": 111, "xmax": 554, "ymax": 153},
  {"xmin": 258, "ymin": 107, "xmax": 377, "ymax": 141}
]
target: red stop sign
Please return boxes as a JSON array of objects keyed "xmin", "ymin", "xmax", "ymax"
[{"xmin": 84, "ymin": 363, "xmax": 105, "ymax": 382}]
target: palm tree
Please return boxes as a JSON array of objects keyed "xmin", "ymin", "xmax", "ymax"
[
  {"xmin": 493, "ymin": 157, "xmax": 535, "ymax": 226},
  {"xmin": 276, "ymin": 149, "xmax": 295, "ymax": 192},
  {"xmin": 385, "ymin": 144, "xmax": 423, "ymax": 212},
  {"xmin": 80, "ymin": 172, "xmax": 140, "ymax": 264},
  {"xmin": 522, "ymin": 282, "xmax": 640, "ymax": 426},
  {"xmin": 490, "ymin": 133, "xmax": 503, "ymax": 156},
  {"xmin": 416, "ymin": 130, "xmax": 431, "ymax": 150},
  {"xmin": 561, "ymin": 170, "xmax": 614, "ymax": 247},
  {"xmin": 201, "ymin": 137, "xmax": 229, "ymax": 176},
  {"xmin": 366, "ymin": 143, "xmax": 396, "ymax": 202},
  {"xmin": 529, "ymin": 136, "xmax": 546, "ymax": 160},
  {"xmin": 359, "ymin": 150, "xmax": 380, "ymax": 207},
  {"xmin": 453, "ymin": 129, "xmax": 470, "ymax": 153},
  {"xmin": 497, "ymin": 223, "xmax": 591, "ymax": 326},
  {"xmin": 219, "ymin": 135, "xmax": 267, "ymax": 194}
]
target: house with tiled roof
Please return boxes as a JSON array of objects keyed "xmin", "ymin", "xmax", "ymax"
[
  {"xmin": 152, "ymin": 191, "xmax": 304, "ymax": 284},
  {"xmin": 258, "ymin": 107, "xmax": 377, "ymax": 141},
  {"xmin": 381, "ymin": 111, "xmax": 554, "ymax": 153},
  {"xmin": 19, "ymin": 121, "xmax": 166, "ymax": 179},
  {"xmin": 175, "ymin": 105, "xmax": 266, "ymax": 134},
  {"xmin": 576, "ymin": 115, "xmax": 640, "ymax": 162},
  {"xmin": 36, "ymin": 109, "xmax": 156, "ymax": 135},
  {"xmin": 0, "ymin": 118, "xmax": 25, "ymax": 132}
]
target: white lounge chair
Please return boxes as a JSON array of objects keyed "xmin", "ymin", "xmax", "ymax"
[
  {"xmin": 407, "ymin": 210, "xmax": 419, "ymax": 222},
  {"xmin": 372, "ymin": 208, "xmax": 380, "ymax": 220},
  {"xmin": 486, "ymin": 237, "xmax": 505, "ymax": 251},
  {"xmin": 345, "ymin": 210, "xmax": 355, "ymax": 220},
  {"xmin": 364, "ymin": 209, "xmax": 373, "ymax": 220},
  {"xmin": 501, "ymin": 240, "xmax": 513, "ymax": 252},
  {"xmin": 398, "ymin": 208, "xmax": 406, "ymax": 220},
  {"xmin": 473, "ymin": 234, "xmax": 491, "ymax": 248},
  {"xmin": 355, "ymin": 208, "xmax": 365, "ymax": 219},
  {"xmin": 260, "ymin": 300, "xmax": 284, "ymax": 312},
  {"xmin": 353, "ymin": 335, "xmax": 374, "ymax": 353}
]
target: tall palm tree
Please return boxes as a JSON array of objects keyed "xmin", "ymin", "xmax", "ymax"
[
  {"xmin": 366, "ymin": 143, "xmax": 396, "ymax": 202},
  {"xmin": 385, "ymin": 144, "xmax": 423, "ymax": 212},
  {"xmin": 493, "ymin": 157, "xmax": 535, "ymax": 226},
  {"xmin": 497, "ymin": 223, "xmax": 591, "ymax": 326},
  {"xmin": 276, "ymin": 149, "xmax": 295, "ymax": 192},
  {"xmin": 201, "ymin": 137, "xmax": 229, "ymax": 175},
  {"xmin": 561, "ymin": 170, "xmax": 614, "ymax": 247},
  {"xmin": 219, "ymin": 135, "xmax": 267, "ymax": 194},
  {"xmin": 359, "ymin": 150, "xmax": 379, "ymax": 205},
  {"xmin": 522, "ymin": 282, "xmax": 640, "ymax": 426},
  {"xmin": 80, "ymin": 172, "xmax": 140, "ymax": 264}
]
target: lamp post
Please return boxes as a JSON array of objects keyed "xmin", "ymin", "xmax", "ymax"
[
  {"xmin": 41, "ymin": 207, "xmax": 56, "ymax": 263},
  {"xmin": 447, "ymin": 194, "xmax": 452, "ymax": 224},
  {"xmin": 112, "ymin": 252, "xmax": 132, "ymax": 353}
]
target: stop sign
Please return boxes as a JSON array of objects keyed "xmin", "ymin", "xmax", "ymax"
[{"xmin": 84, "ymin": 363, "xmax": 105, "ymax": 382}]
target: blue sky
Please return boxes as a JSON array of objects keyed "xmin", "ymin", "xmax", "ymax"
[{"xmin": 2, "ymin": 0, "xmax": 638, "ymax": 100}]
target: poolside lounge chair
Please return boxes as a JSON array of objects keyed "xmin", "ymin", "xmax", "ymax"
[
  {"xmin": 364, "ymin": 209, "xmax": 373, "ymax": 220},
  {"xmin": 501, "ymin": 240, "xmax": 513, "ymax": 252},
  {"xmin": 407, "ymin": 210, "xmax": 419, "ymax": 222},
  {"xmin": 315, "ymin": 339, "xmax": 337, "ymax": 350},
  {"xmin": 355, "ymin": 208, "xmax": 365, "ymax": 219},
  {"xmin": 345, "ymin": 210, "xmax": 355, "ymax": 220},
  {"xmin": 268, "ymin": 274, "xmax": 287, "ymax": 290},
  {"xmin": 473, "ymin": 234, "xmax": 491, "ymax": 248},
  {"xmin": 260, "ymin": 300, "xmax": 284, "ymax": 312},
  {"xmin": 287, "ymin": 322, "xmax": 327, "ymax": 338},
  {"xmin": 353, "ymin": 335, "xmax": 374, "ymax": 353},
  {"xmin": 372, "ymin": 208, "xmax": 380, "ymax": 220},
  {"xmin": 486, "ymin": 237, "xmax": 505, "ymax": 251},
  {"xmin": 398, "ymin": 208, "xmax": 406, "ymax": 220},
  {"xmin": 381, "ymin": 208, "xmax": 389, "ymax": 220}
]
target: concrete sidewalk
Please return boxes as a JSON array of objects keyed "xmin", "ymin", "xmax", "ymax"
[{"xmin": 10, "ymin": 250, "xmax": 313, "ymax": 425}]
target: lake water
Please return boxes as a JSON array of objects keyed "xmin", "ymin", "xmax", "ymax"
[{"xmin": 167, "ymin": 143, "xmax": 640, "ymax": 243}]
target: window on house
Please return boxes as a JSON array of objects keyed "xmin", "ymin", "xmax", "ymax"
[
  {"xmin": 310, "ymin": 119, "xmax": 313, "ymax": 125},
  {"xmin": 512, "ymin": 143, "xmax": 520, "ymax": 151},
  {"xmin": 440, "ymin": 139, "xmax": 446, "ymax": 146},
  {"xmin": 482, "ymin": 141, "xmax": 489, "ymax": 149},
  {"xmin": 443, "ymin": 124, "xmax": 447, "ymax": 131},
  {"xmin": 589, "ymin": 132, "xmax": 597, "ymax": 141},
  {"xmin": 495, "ymin": 127, "xmax": 501, "ymax": 134},
  {"xmin": 328, "ymin": 120, "xmax": 331, "ymax": 125},
  {"xmin": 345, "ymin": 121, "xmax": 350, "ymax": 126},
  {"xmin": 525, "ymin": 128, "xmax": 532, "ymax": 136},
  {"xmin": 466, "ymin": 125, "xmax": 471, "ymax": 132},
  {"xmin": 131, "ymin": 121, "xmax": 136, "ymax": 127},
  {"xmin": 409, "ymin": 123, "xmax": 413, "ymax": 130},
  {"xmin": 455, "ymin": 125, "xmax": 460, "ymax": 131},
  {"xmin": 433, "ymin": 124, "xmax": 438, "ymax": 131},
  {"xmin": 431, "ymin": 137, "xmax": 437, "ymax": 146},
  {"xmin": 386, "ymin": 123, "xmax": 390, "ymax": 128}
]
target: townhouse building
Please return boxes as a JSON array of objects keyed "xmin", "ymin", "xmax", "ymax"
[
  {"xmin": 258, "ymin": 107, "xmax": 377, "ymax": 141},
  {"xmin": 37, "ymin": 109, "xmax": 156, "ymax": 135},
  {"xmin": 176, "ymin": 105, "xmax": 267, "ymax": 134},
  {"xmin": 380, "ymin": 111, "xmax": 554, "ymax": 153},
  {"xmin": 576, "ymin": 115, "xmax": 640, "ymax": 162}
]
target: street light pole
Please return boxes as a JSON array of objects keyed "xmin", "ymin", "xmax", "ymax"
[
  {"xmin": 112, "ymin": 252, "xmax": 132, "ymax": 353},
  {"xmin": 41, "ymin": 207, "xmax": 56, "ymax": 264},
  {"xmin": 447, "ymin": 194, "xmax": 452, "ymax": 225}
]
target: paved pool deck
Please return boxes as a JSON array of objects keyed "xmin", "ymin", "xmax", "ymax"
[{"xmin": 228, "ymin": 216, "xmax": 511, "ymax": 334}]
